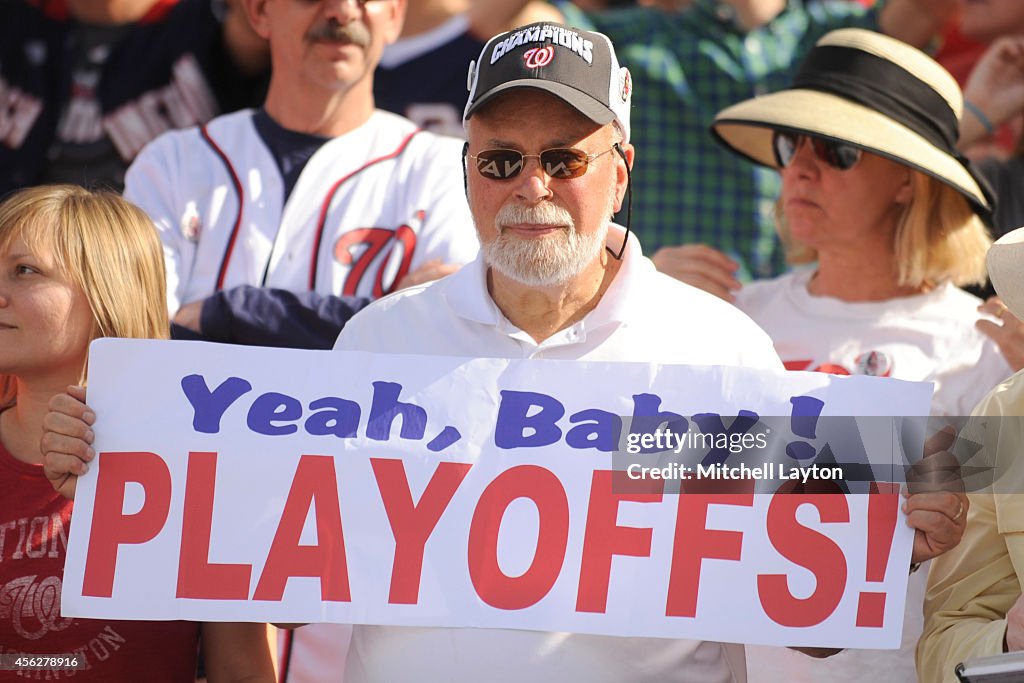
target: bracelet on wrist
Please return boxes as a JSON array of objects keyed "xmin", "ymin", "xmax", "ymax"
[{"xmin": 964, "ymin": 100, "xmax": 996, "ymax": 136}]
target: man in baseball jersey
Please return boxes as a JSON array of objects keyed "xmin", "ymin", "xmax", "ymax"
[{"xmin": 124, "ymin": 0, "xmax": 479, "ymax": 349}]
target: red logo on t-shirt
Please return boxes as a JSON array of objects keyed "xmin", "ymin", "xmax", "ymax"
[{"xmin": 784, "ymin": 351, "xmax": 893, "ymax": 378}]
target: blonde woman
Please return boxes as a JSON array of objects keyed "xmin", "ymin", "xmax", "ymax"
[
  {"xmin": 0, "ymin": 185, "xmax": 273, "ymax": 681},
  {"xmin": 711, "ymin": 28, "xmax": 1013, "ymax": 683}
]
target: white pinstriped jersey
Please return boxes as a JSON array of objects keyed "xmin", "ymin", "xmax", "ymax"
[{"xmin": 124, "ymin": 108, "xmax": 478, "ymax": 313}]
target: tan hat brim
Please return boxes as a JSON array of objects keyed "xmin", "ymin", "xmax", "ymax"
[
  {"xmin": 988, "ymin": 227, "xmax": 1024, "ymax": 320},
  {"xmin": 712, "ymin": 89, "xmax": 990, "ymax": 213}
]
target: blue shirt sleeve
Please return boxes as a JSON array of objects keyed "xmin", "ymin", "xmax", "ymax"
[{"xmin": 194, "ymin": 286, "xmax": 374, "ymax": 349}]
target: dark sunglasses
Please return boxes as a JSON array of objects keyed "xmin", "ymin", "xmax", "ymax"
[
  {"xmin": 772, "ymin": 131, "xmax": 863, "ymax": 171},
  {"xmin": 468, "ymin": 147, "xmax": 615, "ymax": 180}
]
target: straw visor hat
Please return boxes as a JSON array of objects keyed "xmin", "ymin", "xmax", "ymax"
[
  {"xmin": 987, "ymin": 229, "xmax": 1024, "ymax": 320},
  {"xmin": 712, "ymin": 28, "xmax": 994, "ymax": 225}
]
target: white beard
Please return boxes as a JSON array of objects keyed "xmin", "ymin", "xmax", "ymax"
[{"xmin": 481, "ymin": 202, "xmax": 608, "ymax": 287}]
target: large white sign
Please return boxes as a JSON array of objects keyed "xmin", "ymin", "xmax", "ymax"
[{"xmin": 61, "ymin": 339, "xmax": 934, "ymax": 648}]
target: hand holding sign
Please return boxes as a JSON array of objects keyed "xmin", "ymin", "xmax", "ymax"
[
  {"xmin": 40, "ymin": 384, "xmax": 96, "ymax": 500},
  {"xmin": 903, "ymin": 425, "xmax": 969, "ymax": 565}
]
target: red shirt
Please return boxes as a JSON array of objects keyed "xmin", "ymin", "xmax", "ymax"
[{"xmin": 0, "ymin": 439, "xmax": 199, "ymax": 681}]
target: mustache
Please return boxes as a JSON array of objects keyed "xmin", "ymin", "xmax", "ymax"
[
  {"xmin": 495, "ymin": 202, "xmax": 574, "ymax": 229},
  {"xmin": 305, "ymin": 20, "xmax": 371, "ymax": 47}
]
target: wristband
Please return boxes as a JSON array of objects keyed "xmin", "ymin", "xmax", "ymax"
[{"xmin": 964, "ymin": 100, "xmax": 996, "ymax": 136}]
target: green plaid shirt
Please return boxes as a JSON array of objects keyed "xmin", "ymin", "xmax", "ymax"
[{"xmin": 559, "ymin": 0, "xmax": 880, "ymax": 280}]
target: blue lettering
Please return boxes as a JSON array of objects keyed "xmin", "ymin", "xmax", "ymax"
[
  {"xmin": 305, "ymin": 397, "xmax": 361, "ymax": 438},
  {"xmin": 494, "ymin": 390, "xmax": 564, "ymax": 449},
  {"xmin": 692, "ymin": 410, "xmax": 760, "ymax": 466},
  {"xmin": 248, "ymin": 392, "xmax": 302, "ymax": 436},
  {"xmin": 629, "ymin": 393, "xmax": 687, "ymax": 448},
  {"xmin": 367, "ymin": 382, "xmax": 426, "ymax": 441},
  {"xmin": 566, "ymin": 409, "xmax": 620, "ymax": 452},
  {"xmin": 180, "ymin": 375, "xmax": 252, "ymax": 434},
  {"xmin": 786, "ymin": 395, "xmax": 825, "ymax": 461}
]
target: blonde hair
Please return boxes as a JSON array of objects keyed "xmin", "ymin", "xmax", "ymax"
[
  {"xmin": 0, "ymin": 185, "xmax": 168, "ymax": 404},
  {"xmin": 776, "ymin": 170, "xmax": 991, "ymax": 288}
]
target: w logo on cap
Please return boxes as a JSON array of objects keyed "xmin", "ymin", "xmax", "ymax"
[{"xmin": 523, "ymin": 46, "xmax": 555, "ymax": 69}]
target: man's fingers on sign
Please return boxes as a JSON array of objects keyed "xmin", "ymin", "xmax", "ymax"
[
  {"xmin": 902, "ymin": 424, "xmax": 969, "ymax": 563},
  {"xmin": 905, "ymin": 489, "xmax": 969, "ymax": 563},
  {"xmin": 905, "ymin": 425, "xmax": 965, "ymax": 494},
  {"xmin": 977, "ymin": 296, "xmax": 1024, "ymax": 372}
]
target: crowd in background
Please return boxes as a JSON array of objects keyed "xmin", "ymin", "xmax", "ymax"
[{"xmin": 4, "ymin": 0, "xmax": 1024, "ymax": 682}]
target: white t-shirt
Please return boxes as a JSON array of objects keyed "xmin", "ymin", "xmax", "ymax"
[
  {"xmin": 329, "ymin": 228, "xmax": 782, "ymax": 683},
  {"xmin": 736, "ymin": 269, "xmax": 1012, "ymax": 683}
]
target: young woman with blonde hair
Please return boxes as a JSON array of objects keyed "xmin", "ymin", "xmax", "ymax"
[{"xmin": 0, "ymin": 185, "xmax": 273, "ymax": 681}]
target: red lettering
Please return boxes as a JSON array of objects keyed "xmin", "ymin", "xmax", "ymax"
[
  {"xmin": 665, "ymin": 479, "xmax": 753, "ymax": 617},
  {"xmin": 82, "ymin": 452, "xmax": 171, "ymax": 597},
  {"xmin": 371, "ymin": 458, "xmax": 472, "ymax": 604},
  {"xmin": 757, "ymin": 494, "xmax": 849, "ymax": 627},
  {"xmin": 468, "ymin": 465, "xmax": 568, "ymax": 610},
  {"xmin": 253, "ymin": 455, "xmax": 350, "ymax": 601},
  {"xmin": 576, "ymin": 470, "xmax": 663, "ymax": 613},
  {"xmin": 176, "ymin": 452, "xmax": 252, "ymax": 599}
]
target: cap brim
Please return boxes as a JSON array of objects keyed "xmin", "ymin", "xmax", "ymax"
[
  {"xmin": 711, "ymin": 89, "xmax": 992, "ymax": 220},
  {"xmin": 988, "ymin": 227, "xmax": 1024, "ymax": 320},
  {"xmin": 465, "ymin": 80, "xmax": 615, "ymax": 126}
]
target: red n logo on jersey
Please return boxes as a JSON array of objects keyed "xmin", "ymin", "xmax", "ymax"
[{"xmin": 334, "ymin": 225, "xmax": 417, "ymax": 298}]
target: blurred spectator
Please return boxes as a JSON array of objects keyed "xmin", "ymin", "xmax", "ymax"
[
  {"xmin": 938, "ymin": 1, "xmax": 1020, "ymax": 157},
  {"xmin": 572, "ymin": 0, "xmax": 692, "ymax": 8},
  {"xmin": 0, "ymin": 0, "xmax": 269, "ymax": 194},
  {"xmin": 130, "ymin": 0, "xmax": 479, "ymax": 353},
  {"xmin": 961, "ymin": 36, "xmax": 1024, "ymax": 235},
  {"xmin": 918, "ymin": 226, "xmax": 1024, "ymax": 682},
  {"xmin": 546, "ymin": 0, "xmax": 955, "ymax": 285},
  {"xmin": 374, "ymin": 0, "xmax": 559, "ymax": 136},
  {"xmin": 952, "ymin": 9, "xmax": 1024, "ymax": 312}
]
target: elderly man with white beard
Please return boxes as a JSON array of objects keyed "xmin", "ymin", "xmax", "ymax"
[
  {"xmin": 39, "ymin": 21, "xmax": 975, "ymax": 683},
  {"xmin": 330, "ymin": 22, "xmax": 784, "ymax": 683}
]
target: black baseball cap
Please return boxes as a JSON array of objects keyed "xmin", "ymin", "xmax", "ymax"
[{"xmin": 463, "ymin": 23, "xmax": 632, "ymax": 142}]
